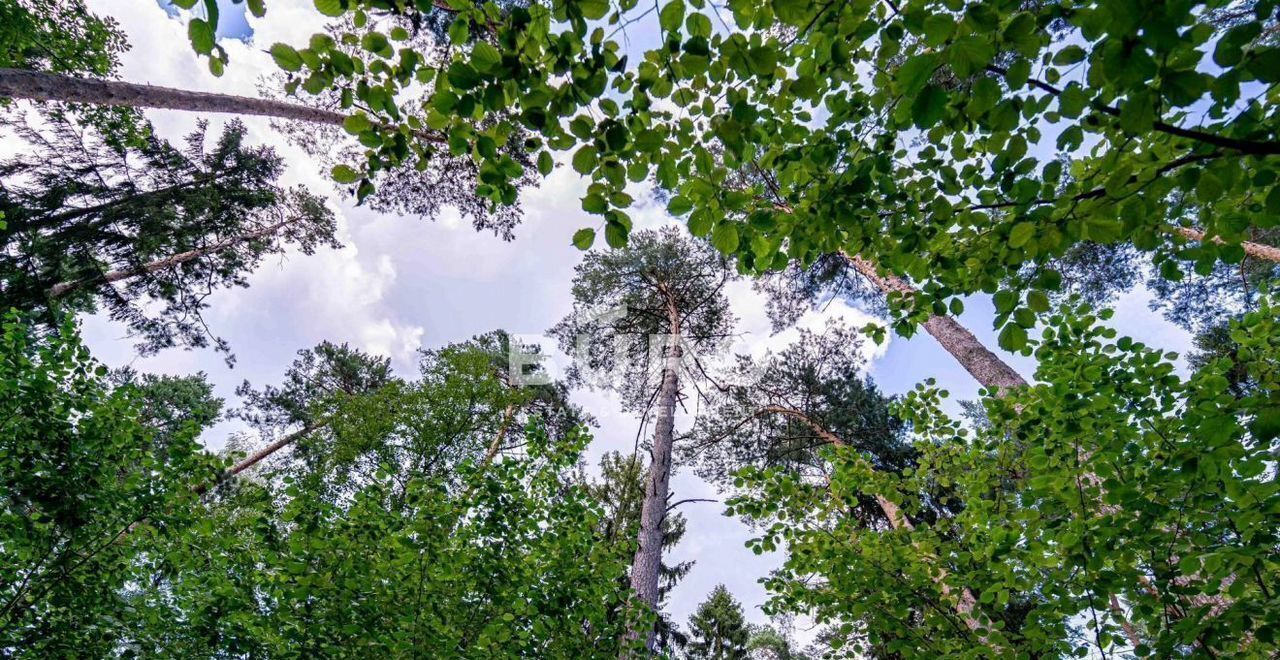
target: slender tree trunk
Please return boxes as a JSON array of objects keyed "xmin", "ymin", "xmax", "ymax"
[
  {"xmin": 0, "ymin": 68, "xmax": 347, "ymax": 126},
  {"xmin": 0, "ymin": 68, "xmax": 443, "ymax": 144},
  {"xmin": 195, "ymin": 422, "xmax": 323, "ymax": 496},
  {"xmin": 1173, "ymin": 226, "xmax": 1280, "ymax": 263},
  {"xmin": 481, "ymin": 403, "xmax": 517, "ymax": 468},
  {"xmin": 47, "ymin": 218, "xmax": 294, "ymax": 298},
  {"xmin": 840, "ymin": 252, "xmax": 1028, "ymax": 391},
  {"xmin": 626, "ymin": 316, "xmax": 683, "ymax": 653}
]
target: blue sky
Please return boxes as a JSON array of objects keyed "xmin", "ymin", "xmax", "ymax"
[{"xmin": 80, "ymin": 0, "xmax": 1196, "ymax": 643}]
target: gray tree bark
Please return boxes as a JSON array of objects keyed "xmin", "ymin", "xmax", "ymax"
[
  {"xmin": 0, "ymin": 68, "xmax": 347, "ymax": 125},
  {"xmin": 1174, "ymin": 226, "xmax": 1280, "ymax": 264},
  {"xmin": 626, "ymin": 313, "xmax": 682, "ymax": 653},
  {"xmin": 0, "ymin": 68, "xmax": 445, "ymax": 144},
  {"xmin": 841, "ymin": 252, "xmax": 1028, "ymax": 392},
  {"xmin": 47, "ymin": 218, "xmax": 294, "ymax": 298}
]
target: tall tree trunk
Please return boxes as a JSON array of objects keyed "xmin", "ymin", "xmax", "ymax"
[
  {"xmin": 626, "ymin": 315, "xmax": 683, "ymax": 653},
  {"xmin": 195, "ymin": 421, "xmax": 323, "ymax": 496},
  {"xmin": 0, "ymin": 68, "xmax": 443, "ymax": 144},
  {"xmin": 0, "ymin": 68, "xmax": 347, "ymax": 126},
  {"xmin": 1173, "ymin": 226, "xmax": 1280, "ymax": 263},
  {"xmin": 47, "ymin": 217, "xmax": 294, "ymax": 298},
  {"xmin": 840, "ymin": 252, "xmax": 1028, "ymax": 391}
]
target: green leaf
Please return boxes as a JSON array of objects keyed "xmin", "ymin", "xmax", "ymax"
[
  {"xmin": 361, "ymin": 32, "xmax": 389, "ymax": 55},
  {"xmin": 314, "ymin": 0, "xmax": 345, "ymax": 17},
  {"xmin": 687, "ymin": 210, "xmax": 712, "ymax": 237},
  {"xmin": 343, "ymin": 113, "xmax": 373, "ymax": 135},
  {"xmin": 571, "ymin": 228, "xmax": 596, "ymax": 250},
  {"xmin": 1246, "ymin": 48, "xmax": 1280, "ymax": 84},
  {"xmin": 572, "ymin": 146, "xmax": 598, "ymax": 175},
  {"xmin": 537, "ymin": 151, "xmax": 554, "ymax": 176},
  {"xmin": 711, "ymin": 223, "xmax": 740, "ymax": 254},
  {"xmin": 748, "ymin": 46, "xmax": 778, "ymax": 76},
  {"xmin": 582, "ymin": 194, "xmax": 608, "ymax": 214},
  {"xmin": 895, "ymin": 54, "xmax": 937, "ymax": 95},
  {"xmin": 998, "ymin": 322, "xmax": 1028, "ymax": 351},
  {"xmin": 448, "ymin": 18, "xmax": 470, "ymax": 45},
  {"xmin": 472, "ymin": 42, "xmax": 502, "ymax": 74},
  {"xmin": 1053, "ymin": 45, "xmax": 1087, "ymax": 65},
  {"xmin": 922, "ymin": 14, "xmax": 954, "ymax": 47},
  {"xmin": 1009, "ymin": 222, "xmax": 1035, "ymax": 248},
  {"xmin": 993, "ymin": 290, "xmax": 1017, "ymax": 314},
  {"xmin": 577, "ymin": 0, "xmax": 610, "ymax": 20},
  {"xmin": 447, "ymin": 62, "xmax": 481, "ymax": 89},
  {"xmin": 1082, "ymin": 217, "xmax": 1122, "ymax": 243},
  {"xmin": 947, "ymin": 37, "xmax": 993, "ymax": 78},
  {"xmin": 188, "ymin": 19, "xmax": 216, "ymax": 55},
  {"xmin": 667, "ymin": 196, "xmax": 693, "ymax": 216},
  {"xmin": 659, "ymin": 0, "xmax": 685, "ymax": 32},
  {"xmin": 911, "ymin": 84, "xmax": 949, "ymax": 128},
  {"xmin": 604, "ymin": 221, "xmax": 628, "ymax": 248},
  {"xmin": 1027, "ymin": 290, "xmax": 1050, "ymax": 313},
  {"xmin": 270, "ymin": 43, "xmax": 304, "ymax": 72},
  {"xmin": 331, "ymin": 164, "xmax": 361, "ymax": 183}
]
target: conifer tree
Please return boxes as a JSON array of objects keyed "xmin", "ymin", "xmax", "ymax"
[
  {"xmin": 0, "ymin": 116, "xmax": 337, "ymax": 357},
  {"xmin": 551, "ymin": 226, "xmax": 735, "ymax": 650},
  {"xmin": 686, "ymin": 585, "xmax": 750, "ymax": 660}
]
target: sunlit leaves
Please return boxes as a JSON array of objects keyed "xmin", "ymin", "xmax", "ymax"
[{"xmin": 269, "ymin": 42, "xmax": 303, "ymax": 71}]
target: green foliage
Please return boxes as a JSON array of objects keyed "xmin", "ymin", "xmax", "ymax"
[
  {"xmin": 129, "ymin": 423, "xmax": 633, "ymax": 657},
  {"xmin": 686, "ymin": 584, "xmax": 750, "ymax": 659},
  {"xmin": 686, "ymin": 321, "xmax": 916, "ymax": 518},
  {"xmin": 0, "ymin": 117, "xmax": 337, "ymax": 359},
  {"xmin": 0, "ymin": 314, "xmax": 220, "ymax": 655},
  {"xmin": 0, "ymin": 323, "xmax": 635, "ymax": 655},
  {"xmin": 217, "ymin": 0, "xmax": 1278, "ymax": 346},
  {"xmin": 0, "ymin": 0, "xmax": 126, "ymax": 76},
  {"xmin": 729, "ymin": 299, "xmax": 1280, "ymax": 657},
  {"xmin": 549, "ymin": 227, "xmax": 736, "ymax": 412}
]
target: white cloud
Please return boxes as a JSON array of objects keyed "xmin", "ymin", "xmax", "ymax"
[{"xmin": 82, "ymin": 0, "xmax": 425, "ymax": 371}]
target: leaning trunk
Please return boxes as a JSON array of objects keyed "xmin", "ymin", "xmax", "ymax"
[
  {"xmin": 762, "ymin": 405, "xmax": 988, "ymax": 636},
  {"xmin": 626, "ymin": 322, "xmax": 682, "ymax": 652},
  {"xmin": 841, "ymin": 252, "xmax": 1028, "ymax": 391},
  {"xmin": 0, "ymin": 68, "xmax": 443, "ymax": 144},
  {"xmin": 0, "ymin": 68, "xmax": 347, "ymax": 126},
  {"xmin": 47, "ymin": 218, "xmax": 294, "ymax": 299},
  {"xmin": 1172, "ymin": 226, "xmax": 1280, "ymax": 264}
]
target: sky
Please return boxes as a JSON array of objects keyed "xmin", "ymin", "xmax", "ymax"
[{"xmin": 72, "ymin": 0, "xmax": 1197, "ymax": 642}]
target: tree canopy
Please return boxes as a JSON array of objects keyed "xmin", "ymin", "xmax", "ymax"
[{"xmin": 0, "ymin": 0, "xmax": 1278, "ymax": 658}]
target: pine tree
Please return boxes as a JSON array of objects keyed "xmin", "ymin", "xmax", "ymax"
[
  {"xmin": 585, "ymin": 451, "xmax": 693, "ymax": 654},
  {"xmin": 0, "ymin": 115, "xmax": 336, "ymax": 358},
  {"xmin": 686, "ymin": 585, "xmax": 750, "ymax": 660},
  {"xmin": 0, "ymin": 0, "xmax": 537, "ymax": 238},
  {"xmin": 550, "ymin": 226, "xmax": 735, "ymax": 651}
]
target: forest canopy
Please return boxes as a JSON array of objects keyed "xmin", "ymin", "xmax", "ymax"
[{"xmin": 0, "ymin": 0, "xmax": 1277, "ymax": 657}]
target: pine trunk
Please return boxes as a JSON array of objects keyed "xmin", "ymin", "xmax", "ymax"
[
  {"xmin": 47, "ymin": 218, "xmax": 294, "ymax": 298},
  {"xmin": 0, "ymin": 68, "xmax": 346, "ymax": 126},
  {"xmin": 626, "ymin": 322, "xmax": 682, "ymax": 652},
  {"xmin": 195, "ymin": 421, "xmax": 323, "ymax": 496},
  {"xmin": 1173, "ymin": 226, "xmax": 1280, "ymax": 264},
  {"xmin": 761, "ymin": 405, "xmax": 987, "ymax": 635},
  {"xmin": 841, "ymin": 252, "xmax": 1028, "ymax": 391}
]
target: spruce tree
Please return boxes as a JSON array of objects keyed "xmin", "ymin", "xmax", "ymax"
[{"xmin": 686, "ymin": 585, "xmax": 750, "ymax": 660}]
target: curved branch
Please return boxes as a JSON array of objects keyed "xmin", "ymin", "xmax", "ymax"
[{"xmin": 986, "ymin": 64, "xmax": 1280, "ymax": 156}]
